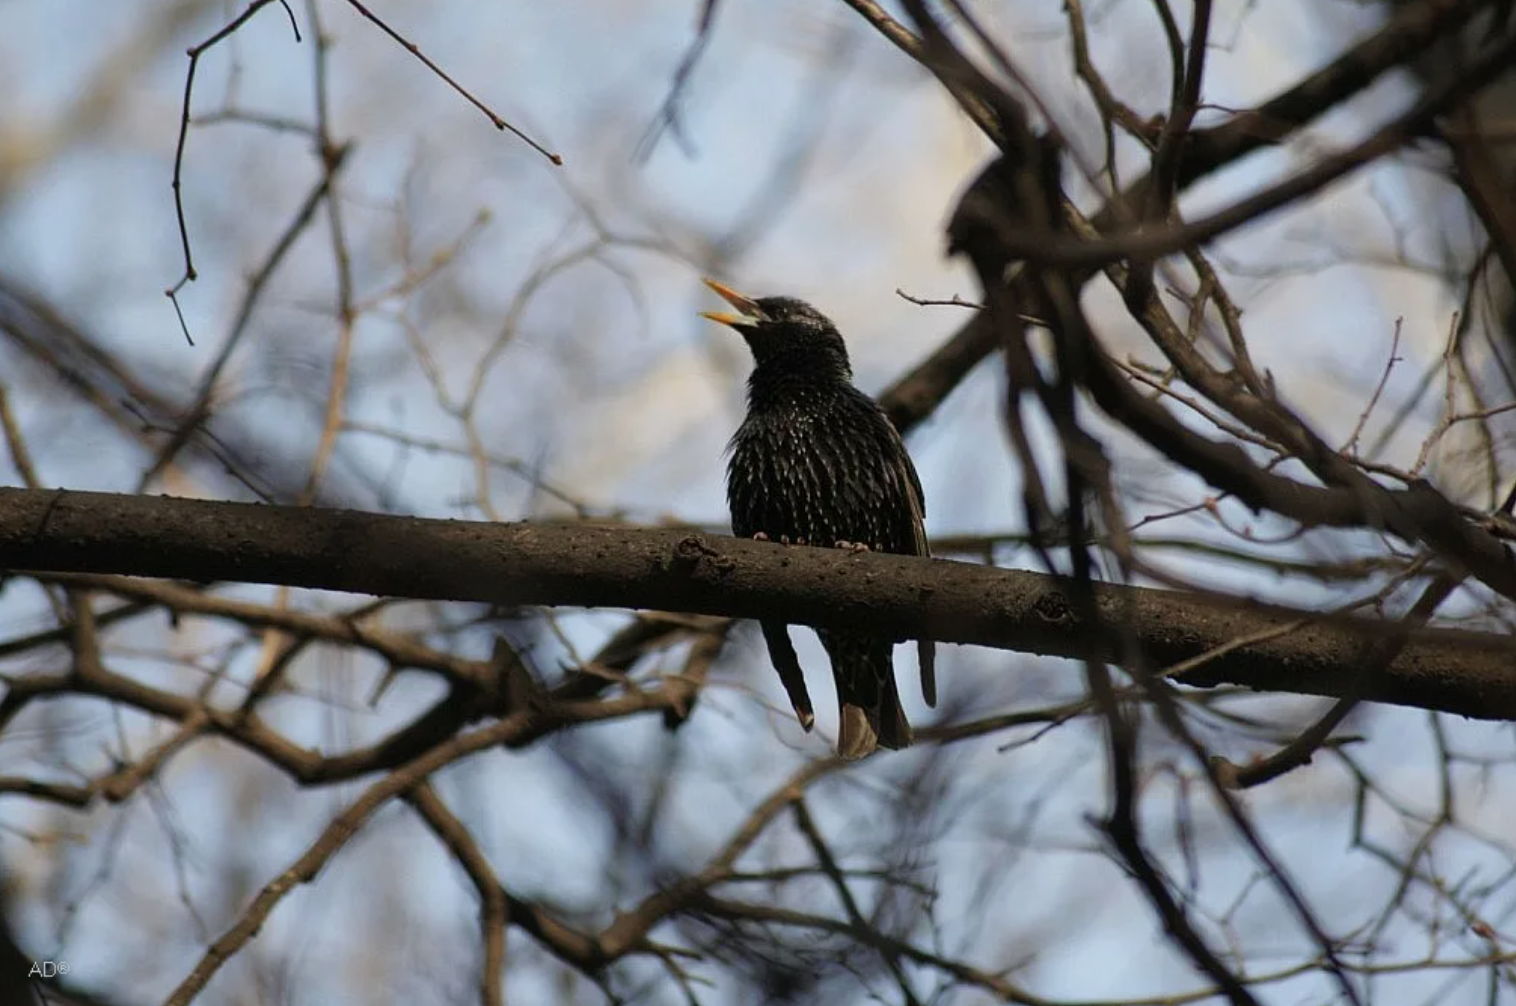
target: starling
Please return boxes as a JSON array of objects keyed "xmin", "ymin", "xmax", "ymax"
[{"xmin": 702, "ymin": 278, "xmax": 936, "ymax": 758}]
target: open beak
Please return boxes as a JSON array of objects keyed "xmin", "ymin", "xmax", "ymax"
[{"xmin": 700, "ymin": 278, "xmax": 765, "ymax": 328}]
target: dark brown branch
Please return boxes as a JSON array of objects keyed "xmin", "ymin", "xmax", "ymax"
[
  {"xmin": 860, "ymin": 0, "xmax": 1492, "ymax": 450},
  {"xmin": 168, "ymin": 0, "xmax": 303, "ymax": 302},
  {"xmin": 878, "ymin": 309, "xmax": 998, "ymax": 433},
  {"xmin": 2, "ymin": 487, "xmax": 1516, "ymax": 719},
  {"xmin": 953, "ymin": 160, "xmax": 1516, "ymax": 601},
  {"xmin": 969, "ymin": 26, "xmax": 1516, "ymax": 269},
  {"xmin": 1176, "ymin": 0, "xmax": 1490, "ymax": 189},
  {"xmin": 340, "ymin": 0, "xmax": 560, "ymax": 164},
  {"xmin": 1218, "ymin": 570, "xmax": 1460, "ymax": 790}
]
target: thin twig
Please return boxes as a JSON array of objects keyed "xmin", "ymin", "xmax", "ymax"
[{"xmin": 340, "ymin": 0, "xmax": 561, "ymax": 164}]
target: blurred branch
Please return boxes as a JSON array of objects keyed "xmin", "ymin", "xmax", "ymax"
[
  {"xmin": 1445, "ymin": 112, "xmax": 1516, "ymax": 311},
  {"xmin": 839, "ymin": 0, "xmax": 1005, "ymax": 145},
  {"xmin": 0, "ymin": 275, "xmax": 364, "ymax": 502},
  {"xmin": 28, "ymin": 571, "xmax": 487, "ymax": 687},
  {"xmin": 878, "ymin": 309, "xmax": 999, "ymax": 434},
  {"xmin": 636, "ymin": 0, "xmax": 723, "ymax": 160},
  {"xmin": 963, "ymin": 26, "xmax": 1516, "ymax": 269},
  {"xmin": 162, "ymin": 708, "xmax": 577, "ymax": 1006},
  {"xmin": 1175, "ymin": 0, "xmax": 1492, "ymax": 189},
  {"xmin": 859, "ymin": 0, "xmax": 1498, "ymax": 443},
  {"xmin": 404, "ymin": 784, "xmax": 507, "ymax": 1006},
  {"xmin": 0, "ymin": 0, "xmax": 210, "ymax": 204},
  {"xmin": 148, "ymin": 143, "xmax": 352, "ymax": 488}
]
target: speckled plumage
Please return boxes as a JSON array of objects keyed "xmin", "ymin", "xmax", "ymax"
[{"xmin": 707, "ymin": 287, "xmax": 935, "ymax": 758}]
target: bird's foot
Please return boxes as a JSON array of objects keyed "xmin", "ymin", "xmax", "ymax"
[
  {"xmin": 835, "ymin": 540, "xmax": 871, "ymax": 554},
  {"xmin": 753, "ymin": 532, "xmax": 809, "ymax": 546}
]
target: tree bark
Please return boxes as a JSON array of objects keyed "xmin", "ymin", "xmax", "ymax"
[{"xmin": 0, "ymin": 486, "xmax": 1513, "ymax": 718}]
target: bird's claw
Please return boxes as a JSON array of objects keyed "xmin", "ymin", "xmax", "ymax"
[
  {"xmin": 835, "ymin": 540, "xmax": 871, "ymax": 553},
  {"xmin": 753, "ymin": 532, "xmax": 812, "ymax": 546}
]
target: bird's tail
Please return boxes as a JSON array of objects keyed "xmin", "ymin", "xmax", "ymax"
[{"xmin": 821, "ymin": 632, "xmax": 911, "ymax": 759}]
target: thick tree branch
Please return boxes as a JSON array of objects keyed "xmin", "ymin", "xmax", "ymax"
[
  {"xmin": 1, "ymin": 487, "xmax": 1514, "ymax": 719},
  {"xmin": 1175, "ymin": 0, "xmax": 1490, "ymax": 189},
  {"xmin": 879, "ymin": 309, "xmax": 998, "ymax": 433}
]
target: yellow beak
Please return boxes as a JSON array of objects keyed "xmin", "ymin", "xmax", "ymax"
[{"xmin": 700, "ymin": 278, "xmax": 763, "ymax": 327}]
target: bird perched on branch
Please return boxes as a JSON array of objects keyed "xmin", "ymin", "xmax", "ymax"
[{"xmin": 702, "ymin": 278, "xmax": 936, "ymax": 758}]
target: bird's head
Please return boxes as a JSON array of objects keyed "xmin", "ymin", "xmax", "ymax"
[{"xmin": 701, "ymin": 278, "xmax": 851, "ymax": 379}]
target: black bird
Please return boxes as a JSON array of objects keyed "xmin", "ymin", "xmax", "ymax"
[{"xmin": 702, "ymin": 278, "xmax": 936, "ymax": 758}]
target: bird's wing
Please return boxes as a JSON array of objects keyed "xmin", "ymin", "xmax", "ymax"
[{"xmin": 885, "ymin": 419, "xmax": 937, "ymax": 707}]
